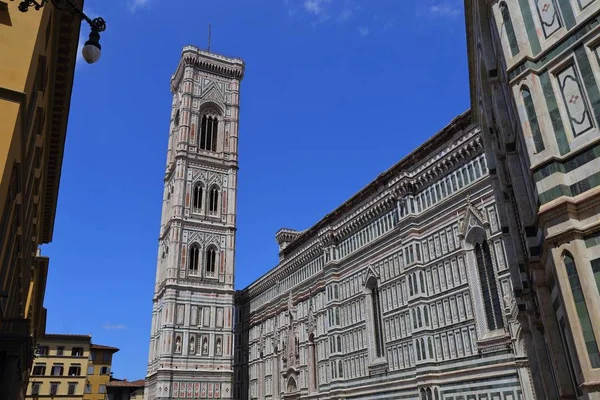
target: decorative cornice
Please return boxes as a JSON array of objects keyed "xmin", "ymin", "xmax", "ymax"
[
  {"xmin": 42, "ymin": 6, "xmax": 82, "ymax": 243},
  {"xmin": 171, "ymin": 45, "xmax": 245, "ymax": 92}
]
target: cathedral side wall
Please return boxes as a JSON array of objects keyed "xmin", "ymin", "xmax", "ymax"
[{"xmin": 234, "ymin": 122, "xmax": 533, "ymax": 400}]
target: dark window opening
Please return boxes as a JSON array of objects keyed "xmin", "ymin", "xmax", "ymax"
[
  {"xmin": 206, "ymin": 247, "xmax": 217, "ymax": 275},
  {"xmin": 371, "ymin": 284, "xmax": 384, "ymax": 358},
  {"xmin": 189, "ymin": 245, "xmax": 200, "ymax": 272},
  {"xmin": 200, "ymin": 115, "xmax": 218, "ymax": 151},
  {"xmin": 475, "ymin": 241, "xmax": 504, "ymax": 330},
  {"xmin": 192, "ymin": 184, "xmax": 203, "ymax": 212}
]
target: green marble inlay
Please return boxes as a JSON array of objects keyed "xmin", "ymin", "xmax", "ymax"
[
  {"xmin": 509, "ymin": 17, "xmax": 600, "ymax": 81},
  {"xmin": 575, "ymin": 45, "xmax": 600, "ymax": 128},
  {"xmin": 540, "ymin": 72, "xmax": 570, "ymax": 155},
  {"xmin": 518, "ymin": 0, "xmax": 542, "ymax": 55},
  {"xmin": 556, "ymin": 0, "xmax": 576, "ymax": 30},
  {"xmin": 533, "ymin": 141, "xmax": 600, "ymax": 182},
  {"xmin": 539, "ymin": 171, "xmax": 600, "ymax": 203},
  {"xmin": 584, "ymin": 232, "xmax": 600, "ymax": 247}
]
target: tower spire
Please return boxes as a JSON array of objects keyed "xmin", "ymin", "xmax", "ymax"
[{"xmin": 208, "ymin": 24, "xmax": 212, "ymax": 52}]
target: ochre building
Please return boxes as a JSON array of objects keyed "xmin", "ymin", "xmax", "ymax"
[
  {"xmin": 85, "ymin": 343, "xmax": 119, "ymax": 400},
  {"xmin": 26, "ymin": 334, "xmax": 91, "ymax": 399},
  {"xmin": 0, "ymin": 1, "xmax": 82, "ymax": 398}
]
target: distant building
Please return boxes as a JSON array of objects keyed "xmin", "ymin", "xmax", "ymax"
[
  {"xmin": 0, "ymin": 1, "xmax": 83, "ymax": 398},
  {"xmin": 106, "ymin": 379, "xmax": 145, "ymax": 400},
  {"xmin": 25, "ymin": 334, "xmax": 118, "ymax": 400},
  {"xmin": 85, "ymin": 344, "xmax": 120, "ymax": 400},
  {"xmin": 27, "ymin": 334, "xmax": 91, "ymax": 399}
]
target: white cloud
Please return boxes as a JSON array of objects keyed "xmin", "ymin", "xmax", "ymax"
[
  {"xmin": 358, "ymin": 26, "xmax": 369, "ymax": 36},
  {"xmin": 76, "ymin": 38, "xmax": 84, "ymax": 67},
  {"xmin": 102, "ymin": 322, "xmax": 127, "ymax": 330},
  {"xmin": 303, "ymin": 0, "xmax": 332, "ymax": 15},
  {"xmin": 129, "ymin": 0, "xmax": 151, "ymax": 13},
  {"xmin": 426, "ymin": 1, "xmax": 462, "ymax": 18}
]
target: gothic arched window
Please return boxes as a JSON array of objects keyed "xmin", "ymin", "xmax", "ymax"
[
  {"xmin": 421, "ymin": 338, "xmax": 426, "ymax": 359},
  {"xmin": 499, "ymin": 2, "xmax": 520, "ymax": 56},
  {"xmin": 206, "ymin": 247, "xmax": 217, "ymax": 276},
  {"xmin": 189, "ymin": 244, "xmax": 200, "ymax": 273},
  {"xmin": 564, "ymin": 252, "xmax": 600, "ymax": 368},
  {"xmin": 208, "ymin": 186, "xmax": 219, "ymax": 215},
  {"xmin": 420, "ymin": 271, "xmax": 426, "ymax": 294},
  {"xmin": 369, "ymin": 282, "xmax": 385, "ymax": 358},
  {"xmin": 475, "ymin": 241, "xmax": 504, "ymax": 330},
  {"xmin": 174, "ymin": 109, "xmax": 180, "ymax": 126},
  {"xmin": 522, "ymin": 87, "xmax": 545, "ymax": 153},
  {"xmin": 200, "ymin": 114, "xmax": 218, "ymax": 151},
  {"xmin": 416, "ymin": 340, "xmax": 421, "ymax": 361},
  {"xmin": 192, "ymin": 184, "xmax": 203, "ymax": 212},
  {"xmin": 409, "ymin": 275, "xmax": 414, "ymax": 296},
  {"xmin": 424, "ymin": 307, "xmax": 429, "ymax": 326}
]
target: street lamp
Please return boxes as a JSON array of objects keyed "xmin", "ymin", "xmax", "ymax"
[{"xmin": 12, "ymin": 0, "xmax": 106, "ymax": 64}]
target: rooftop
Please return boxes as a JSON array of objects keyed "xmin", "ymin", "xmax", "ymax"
[
  {"xmin": 91, "ymin": 343, "xmax": 120, "ymax": 352},
  {"xmin": 106, "ymin": 379, "xmax": 145, "ymax": 388},
  {"xmin": 43, "ymin": 333, "xmax": 91, "ymax": 341}
]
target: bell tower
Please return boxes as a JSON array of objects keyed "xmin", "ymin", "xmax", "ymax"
[{"xmin": 145, "ymin": 45, "xmax": 245, "ymax": 400}]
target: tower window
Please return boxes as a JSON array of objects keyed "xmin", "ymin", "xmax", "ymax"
[
  {"xmin": 175, "ymin": 109, "xmax": 180, "ymax": 126},
  {"xmin": 499, "ymin": 2, "xmax": 520, "ymax": 56},
  {"xmin": 522, "ymin": 87, "xmax": 545, "ymax": 153},
  {"xmin": 192, "ymin": 184, "xmax": 203, "ymax": 212},
  {"xmin": 206, "ymin": 247, "xmax": 217, "ymax": 276},
  {"xmin": 564, "ymin": 252, "xmax": 600, "ymax": 367},
  {"xmin": 208, "ymin": 186, "xmax": 219, "ymax": 215},
  {"xmin": 189, "ymin": 244, "xmax": 200, "ymax": 273},
  {"xmin": 200, "ymin": 115, "xmax": 218, "ymax": 151},
  {"xmin": 475, "ymin": 241, "xmax": 504, "ymax": 330}
]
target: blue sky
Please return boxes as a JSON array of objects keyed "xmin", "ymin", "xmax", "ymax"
[{"xmin": 42, "ymin": 0, "xmax": 469, "ymax": 381}]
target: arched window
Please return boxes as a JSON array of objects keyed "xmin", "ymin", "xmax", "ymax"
[
  {"xmin": 500, "ymin": 2, "xmax": 519, "ymax": 56},
  {"xmin": 428, "ymin": 338, "xmax": 434, "ymax": 360},
  {"xmin": 208, "ymin": 186, "xmax": 219, "ymax": 215},
  {"xmin": 420, "ymin": 271, "xmax": 426, "ymax": 294},
  {"xmin": 370, "ymin": 282, "xmax": 385, "ymax": 358},
  {"xmin": 174, "ymin": 109, "xmax": 180, "ymax": 126},
  {"xmin": 424, "ymin": 307, "xmax": 429, "ymax": 326},
  {"xmin": 416, "ymin": 340, "xmax": 421, "ymax": 360},
  {"xmin": 409, "ymin": 275, "xmax": 414, "ymax": 296},
  {"xmin": 417, "ymin": 308, "xmax": 422, "ymax": 327},
  {"xmin": 189, "ymin": 244, "xmax": 200, "ymax": 273},
  {"xmin": 413, "ymin": 309, "xmax": 418, "ymax": 329},
  {"xmin": 206, "ymin": 247, "xmax": 217, "ymax": 276},
  {"xmin": 564, "ymin": 252, "xmax": 600, "ymax": 368},
  {"xmin": 475, "ymin": 241, "xmax": 504, "ymax": 330},
  {"xmin": 421, "ymin": 338, "xmax": 426, "ymax": 359},
  {"xmin": 192, "ymin": 184, "xmax": 203, "ymax": 212},
  {"xmin": 336, "ymin": 336, "xmax": 342, "ymax": 352},
  {"xmin": 522, "ymin": 87, "xmax": 545, "ymax": 153},
  {"xmin": 199, "ymin": 114, "xmax": 218, "ymax": 151}
]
